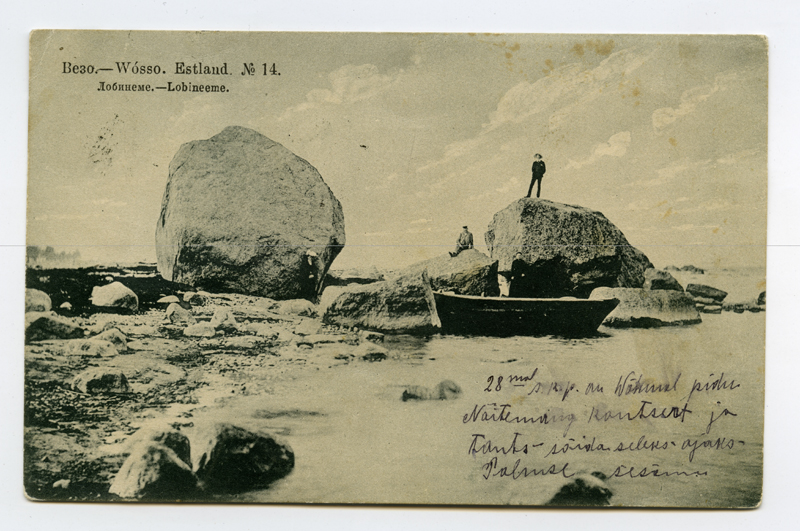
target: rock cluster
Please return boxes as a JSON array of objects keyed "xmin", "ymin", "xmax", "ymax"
[{"xmin": 155, "ymin": 126, "xmax": 345, "ymax": 301}]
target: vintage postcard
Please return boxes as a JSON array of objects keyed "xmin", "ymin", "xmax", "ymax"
[{"xmin": 25, "ymin": 31, "xmax": 766, "ymax": 507}]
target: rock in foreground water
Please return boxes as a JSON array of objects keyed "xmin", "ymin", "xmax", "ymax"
[
  {"xmin": 155, "ymin": 126, "xmax": 345, "ymax": 301},
  {"xmin": 402, "ymin": 380, "xmax": 462, "ymax": 401},
  {"xmin": 109, "ymin": 442, "xmax": 197, "ymax": 500},
  {"xmin": 192, "ymin": 423, "xmax": 294, "ymax": 493}
]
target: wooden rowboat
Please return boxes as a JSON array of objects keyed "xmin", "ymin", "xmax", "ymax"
[{"xmin": 432, "ymin": 291, "xmax": 619, "ymax": 337}]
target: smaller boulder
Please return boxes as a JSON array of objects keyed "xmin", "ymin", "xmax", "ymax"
[
  {"xmin": 126, "ymin": 427, "xmax": 192, "ymax": 465},
  {"xmin": 642, "ymin": 268, "xmax": 683, "ymax": 292},
  {"xmin": 66, "ymin": 339, "xmax": 119, "ymax": 358},
  {"xmin": 25, "ymin": 313, "xmax": 84, "ymax": 343},
  {"xmin": 94, "ymin": 328, "xmax": 128, "ymax": 350},
  {"xmin": 59, "ymin": 302, "xmax": 73, "ymax": 310},
  {"xmin": 166, "ymin": 303, "xmax": 196, "ymax": 325},
  {"xmin": 184, "ymin": 323, "xmax": 217, "ymax": 338},
  {"xmin": 757, "ymin": 291, "xmax": 766, "ymax": 305},
  {"xmin": 71, "ymin": 369, "xmax": 130, "ymax": 394},
  {"xmin": 91, "ymin": 282, "xmax": 139, "ymax": 311},
  {"xmin": 25, "ymin": 289, "xmax": 52, "ymax": 312},
  {"xmin": 109, "ymin": 442, "xmax": 197, "ymax": 499},
  {"xmin": 685, "ymin": 283, "xmax": 727, "ymax": 303},
  {"xmin": 192, "ymin": 423, "xmax": 294, "ymax": 493},
  {"xmin": 701, "ymin": 305, "xmax": 722, "ymax": 314},
  {"xmin": 210, "ymin": 308, "xmax": 238, "ymax": 332},
  {"xmin": 157, "ymin": 295, "xmax": 181, "ymax": 305}
]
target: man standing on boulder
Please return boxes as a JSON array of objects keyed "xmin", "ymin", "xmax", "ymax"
[
  {"xmin": 527, "ymin": 153, "xmax": 546, "ymax": 198},
  {"xmin": 449, "ymin": 226, "xmax": 474, "ymax": 257}
]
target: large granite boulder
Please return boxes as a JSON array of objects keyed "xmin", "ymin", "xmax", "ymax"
[
  {"xmin": 155, "ymin": 126, "xmax": 345, "ymax": 301},
  {"xmin": 323, "ymin": 272, "xmax": 439, "ymax": 333},
  {"xmin": 396, "ymin": 249, "xmax": 499, "ymax": 296},
  {"xmin": 485, "ymin": 198, "xmax": 652, "ymax": 298},
  {"xmin": 590, "ymin": 287, "xmax": 701, "ymax": 328}
]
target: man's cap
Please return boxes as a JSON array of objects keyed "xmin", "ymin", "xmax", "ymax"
[
  {"xmin": 534, "ymin": 153, "xmax": 542, "ymax": 158},
  {"xmin": 463, "ymin": 225, "xmax": 468, "ymax": 229}
]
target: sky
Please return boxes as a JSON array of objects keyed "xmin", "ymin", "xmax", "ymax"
[{"xmin": 27, "ymin": 32, "xmax": 768, "ymax": 271}]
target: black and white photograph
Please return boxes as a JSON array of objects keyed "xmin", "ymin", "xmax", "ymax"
[{"xmin": 24, "ymin": 30, "xmax": 767, "ymax": 508}]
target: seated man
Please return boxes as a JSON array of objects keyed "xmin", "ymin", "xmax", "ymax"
[{"xmin": 449, "ymin": 226, "xmax": 474, "ymax": 257}]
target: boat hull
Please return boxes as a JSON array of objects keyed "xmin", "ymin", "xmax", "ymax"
[{"xmin": 433, "ymin": 292, "xmax": 619, "ymax": 337}]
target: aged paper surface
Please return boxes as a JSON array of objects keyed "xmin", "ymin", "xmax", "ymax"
[{"xmin": 26, "ymin": 31, "xmax": 766, "ymax": 507}]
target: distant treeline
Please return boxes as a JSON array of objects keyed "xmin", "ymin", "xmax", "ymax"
[{"xmin": 26, "ymin": 246, "xmax": 82, "ymax": 268}]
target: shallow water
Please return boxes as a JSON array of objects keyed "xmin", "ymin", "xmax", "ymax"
[{"xmin": 188, "ymin": 310, "xmax": 765, "ymax": 507}]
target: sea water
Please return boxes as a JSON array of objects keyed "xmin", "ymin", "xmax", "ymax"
[{"xmin": 191, "ymin": 306, "xmax": 765, "ymax": 507}]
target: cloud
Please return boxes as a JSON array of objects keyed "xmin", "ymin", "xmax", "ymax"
[
  {"xmin": 626, "ymin": 159, "xmax": 711, "ymax": 188},
  {"xmin": 651, "ymin": 72, "xmax": 737, "ymax": 130},
  {"xmin": 566, "ymin": 131, "xmax": 631, "ymax": 169},
  {"xmin": 282, "ymin": 64, "xmax": 398, "ymax": 117},
  {"xmin": 486, "ymin": 49, "xmax": 649, "ymax": 131}
]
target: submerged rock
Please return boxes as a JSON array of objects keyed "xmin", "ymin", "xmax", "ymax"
[
  {"xmin": 91, "ymin": 282, "xmax": 139, "ymax": 311},
  {"xmin": 323, "ymin": 272, "xmax": 439, "ymax": 333},
  {"xmin": 545, "ymin": 471, "xmax": 613, "ymax": 506},
  {"xmin": 210, "ymin": 307, "xmax": 238, "ymax": 332},
  {"xmin": 685, "ymin": 283, "xmax": 727, "ymax": 303},
  {"xmin": 183, "ymin": 323, "xmax": 217, "ymax": 338},
  {"xmin": 402, "ymin": 380, "xmax": 462, "ymax": 401},
  {"xmin": 272, "ymin": 299, "xmax": 318, "ymax": 317},
  {"xmin": 485, "ymin": 198, "xmax": 652, "ymax": 298},
  {"xmin": 71, "ymin": 369, "xmax": 130, "ymax": 394},
  {"xmin": 192, "ymin": 423, "xmax": 294, "ymax": 493},
  {"xmin": 25, "ymin": 288, "xmax": 52, "ymax": 312},
  {"xmin": 109, "ymin": 442, "xmax": 197, "ymax": 500},
  {"xmin": 166, "ymin": 303, "xmax": 196, "ymax": 325},
  {"xmin": 590, "ymin": 287, "xmax": 701, "ymax": 328},
  {"xmin": 155, "ymin": 126, "xmax": 345, "ymax": 301},
  {"xmin": 94, "ymin": 328, "xmax": 128, "ymax": 350},
  {"xmin": 65, "ymin": 339, "xmax": 119, "ymax": 358}
]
